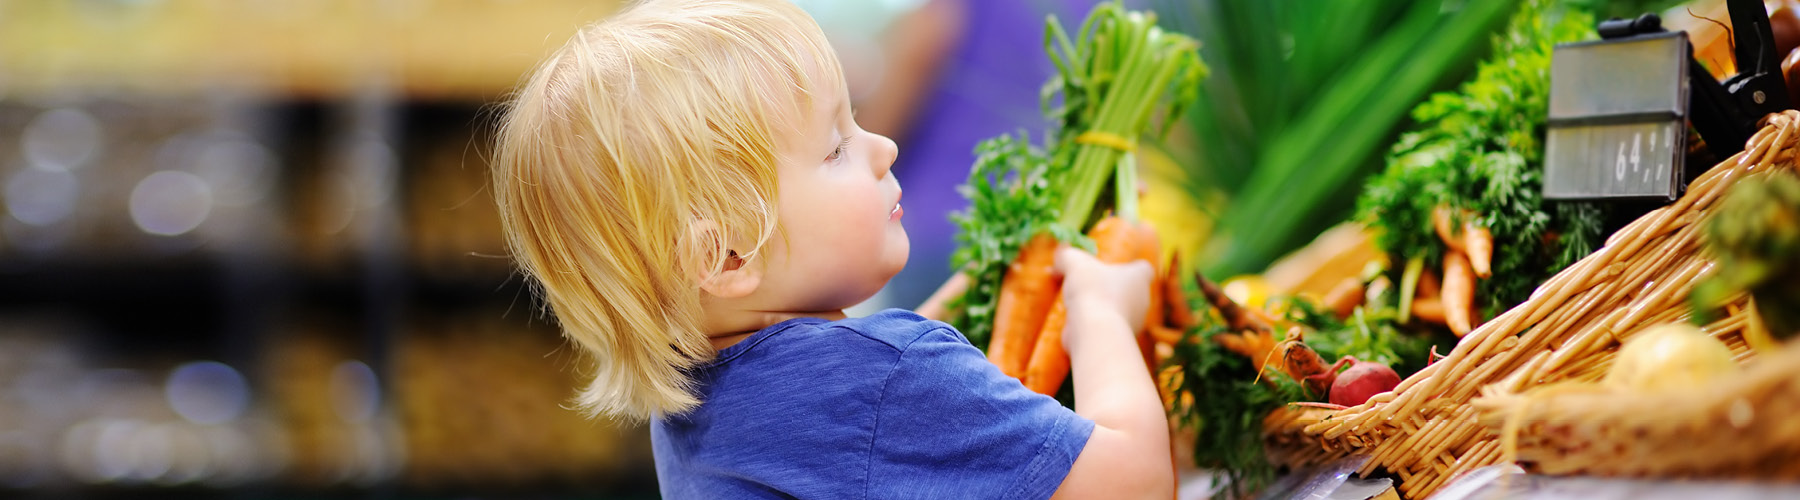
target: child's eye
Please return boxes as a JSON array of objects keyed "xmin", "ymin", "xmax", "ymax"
[{"xmin": 826, "ymin": 137, "xmax": 851, "ymax": 163}]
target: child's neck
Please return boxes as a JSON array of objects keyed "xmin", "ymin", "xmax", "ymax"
[{"xmin": 703, "ymin": 307, "xmax": 848, "ymax": 351}]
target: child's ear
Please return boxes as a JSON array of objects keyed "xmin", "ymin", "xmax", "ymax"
[{"xmin": 689, "ymin": 220, "xmax": 762, "ymax": 299}]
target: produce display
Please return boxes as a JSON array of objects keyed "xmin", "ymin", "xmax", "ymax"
[
  {"xmin": 1355, "ymin": 0, "xmax": 1604, "ymax": 332},
  {"xmin": 1299, "ymin": 108, "xmax": 1798, "ymax": 499},
  {"xmin": 1149, "ymin": 2, "xmax": 1593, "ymax": 495},
  {"xmin": 946, "ymin": 1, "xmax": 1800, "ymax": 499}
]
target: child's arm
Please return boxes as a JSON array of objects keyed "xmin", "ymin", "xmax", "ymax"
[
  {"xmin": 915, "ymin": 272, "xmax": 969, "ymax": 321},
  {"xmin": 1051, "ymin": 246, "xmax": 1173, "ymax": 500}
]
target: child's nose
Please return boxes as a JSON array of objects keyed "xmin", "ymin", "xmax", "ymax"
[{"xmin": 869, "ymin": 132, "xmax": 898, "ymax": 177}]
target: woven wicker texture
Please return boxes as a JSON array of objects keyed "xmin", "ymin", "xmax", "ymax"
[
  {"xmin": 1472, "ymin": 329, "xmax": 1800, "ymax": 480},
  {"xmin": 1280, "ymin": 110, "xmax": 1800, "ymax": 499}
]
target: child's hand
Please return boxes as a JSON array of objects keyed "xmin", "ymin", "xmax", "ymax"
[
  {"xmin": 1053, "ymin": 246, "xmax": 1153, "ymax": 337},
  {"xmin": 1051, "ymin": 245, "xmax": 1173, "ymax": 499}
]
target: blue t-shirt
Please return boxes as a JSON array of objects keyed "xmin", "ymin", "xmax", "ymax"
[{"xmin": 651, "ymin": 309, "xmax": 1095, "ymax": 499}]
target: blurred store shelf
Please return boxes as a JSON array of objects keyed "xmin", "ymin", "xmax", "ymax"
[
  {"xmin": 0, "ymin": 59, "xmax": 654, "ymax": 497},
  {"xmin": 0, "ymin": 0, "xmax": 627, "ymax": 100}
]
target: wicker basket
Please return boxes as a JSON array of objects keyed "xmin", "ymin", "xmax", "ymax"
[
  {"xmin": 1470, "ymin": 326, "xmax": 1800, "ymax": 480},
  {"xmin": 1273, "ymin": 110, "xmax": 1800, "ymax": 499}
]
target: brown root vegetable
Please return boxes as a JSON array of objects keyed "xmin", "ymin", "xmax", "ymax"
[
  {"xmin": 1217, "ymin": 330, "xmax": 1278, "ymax": 375},
  {"xmin": 1263, "ymin": 327, "xmax": 1334, "ymax": 396},
  {"xmin": 1195, "ymin": 271, "xmax": 1273, "ymax": 334},
  {"xmin": 1163, "ymin": 254, "xmax": 1198, "ymax": 330}
]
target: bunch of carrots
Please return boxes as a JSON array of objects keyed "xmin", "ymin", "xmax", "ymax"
[
  {"xmin": 960, "ymin": 1, "xmax": 1204, "ymax": 397},
  {"xmin": 987, "ymin": 217, "xmax": 1170, "ymax": 394},
  {"xmin": 1267, "ymin": 204, "xmax": 1494, "ymax": 341},
  {"xmin": 983, "ymin": 155, "xmax": 1189, "ymax": 397},
  {"xmin": 1404, "ymin": 205, "xmax": 1492, "ymax": 336}
]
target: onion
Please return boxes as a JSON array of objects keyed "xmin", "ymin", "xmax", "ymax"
[{"xmin": 1605, "ymin": 323, "xmax": 1738, "ymax": 391}]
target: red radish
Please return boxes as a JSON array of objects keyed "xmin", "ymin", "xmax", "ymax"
[{"xmin": 1328, "ymin": 357, "xmax": 1402, "ymax": 407}]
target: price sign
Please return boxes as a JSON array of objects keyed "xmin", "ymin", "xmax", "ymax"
[{"xmin": 1543, "ymin": 32, "xmax": 1690, "ymax": 202}]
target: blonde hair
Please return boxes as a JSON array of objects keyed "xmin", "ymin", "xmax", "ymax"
[{"xmin": 492, "ymin": 0, "xmax": 843, "ymax": 420}]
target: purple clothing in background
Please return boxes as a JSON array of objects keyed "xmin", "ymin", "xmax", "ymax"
[{"xmin": 888, "ymin": 0, "xmax": 1110, "ymax": 308}]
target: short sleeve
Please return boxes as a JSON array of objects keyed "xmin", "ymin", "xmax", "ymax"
[{"xmin": 865, "ymin": 327, "xmax": 1094, "ymax": 500}]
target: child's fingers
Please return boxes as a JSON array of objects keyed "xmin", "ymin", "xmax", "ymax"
[
  {"xmin": 1054, "ymin": 244, "xmax": 1153, "ymax": 278},
  {"xmin": 1052, "ymin": 244, "xmax": 1097, "ymax": 276},
  {"xmin": 1118, "ymin": 259, "xmax": 1153, "ymax": 280}
]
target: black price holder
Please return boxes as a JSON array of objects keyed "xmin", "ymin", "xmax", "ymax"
[
  {"xmin": 1544, "ymin": 0, "xmax": 1792, "ymax": 203},
  {"xmin": 1543, "ymin": 32, "xmax": 1690, "ymax": 202}
]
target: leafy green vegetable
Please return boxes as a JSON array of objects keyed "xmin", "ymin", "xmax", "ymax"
[
  {"xmin": 949, "ymin": 134, "xmax": 1084, "ymax": 348},
  {"xmin": 1692, "ymin": 172, "xmax": 1800, "ymax": 337},
  {"xmin": 1164, "ymin": 323, "xmax": 1305, "ymax": 499},
  {"xmin": 1355, "ymin": 0, "xmax": 1606, "ymax": 317},
  {"xmin": 1164, "ymin": 267, "xmax": 1451, "ymax": 497},
  {"xmin": 1164, "ymin": 285, "xmax": 1445, "ymax": 499},
  {"xmin": 1279, "ymin": 296, "xmax": 1440, "ymax": 378}
]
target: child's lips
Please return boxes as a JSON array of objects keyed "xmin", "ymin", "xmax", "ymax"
[{"xmin": 889, "ymin": 191, "xmax": 903, "ymax": 221}]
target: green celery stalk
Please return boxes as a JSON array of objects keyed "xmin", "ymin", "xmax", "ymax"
[{"xmin": 1206, "ymin": 0, "xmax": 1517, "ymax": 276}]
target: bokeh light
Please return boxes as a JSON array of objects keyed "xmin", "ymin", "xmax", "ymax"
[
  {"xmin": 165, "ymin": 362, "xmax": 249, "ymax": 425},
  {"xmin": 129, "ymin": 170, "xmax": 213, "ymax": 236}
]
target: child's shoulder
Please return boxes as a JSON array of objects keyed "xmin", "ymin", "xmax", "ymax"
[
  {"xmin": 826, "ymin": 308, "xmax": 968, "ymax": 352},
  {"xmin": 716, "ymin": 309, "xmax": 968, "ymax": 368}
]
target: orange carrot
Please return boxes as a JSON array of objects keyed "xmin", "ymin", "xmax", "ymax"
[
  {"xmin": 1022, "ymin": 300, "xmax": 1071, "ymax": 394},
  {"xmin": 1021, "ymin": 216, "xmax": 1160, "ymax": 395},
  {"xmin": 1436, "ymin": 204, "xmax": 1493, "ymax": 279},
  {"xmin": 1149, "ymin": 325, "xmax": 1184, "ymax": 345},
  {"xmin": 1433, "ymin": 205, "xmax": 1466, "ymax": 253},
  {"xmin": 1410, "ymin": 297, "xmax": 1447, "ymax": 325},
  {"xmin": 1464, "ymin": 222, "xmax": 1493, "ymax": 279},
  {"xmin": 1417, "ymin": 269, "xmax": 1442, "ymax": 298},
  {"xmin": 988, "ymin": 233, "xmax": 1062, "ymax": 378},
  {"xmin": 1442, "ymin": 250, "xmax": 1476, "ymax": 336},
  {"xmin": 1321, "ymin": 276, "xmax": 1365, "ymax": 319}
]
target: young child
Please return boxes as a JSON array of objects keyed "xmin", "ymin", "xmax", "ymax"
[{"xmin": 491, "ymin": 0, "xmax": 1173, "ymax": 497}]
